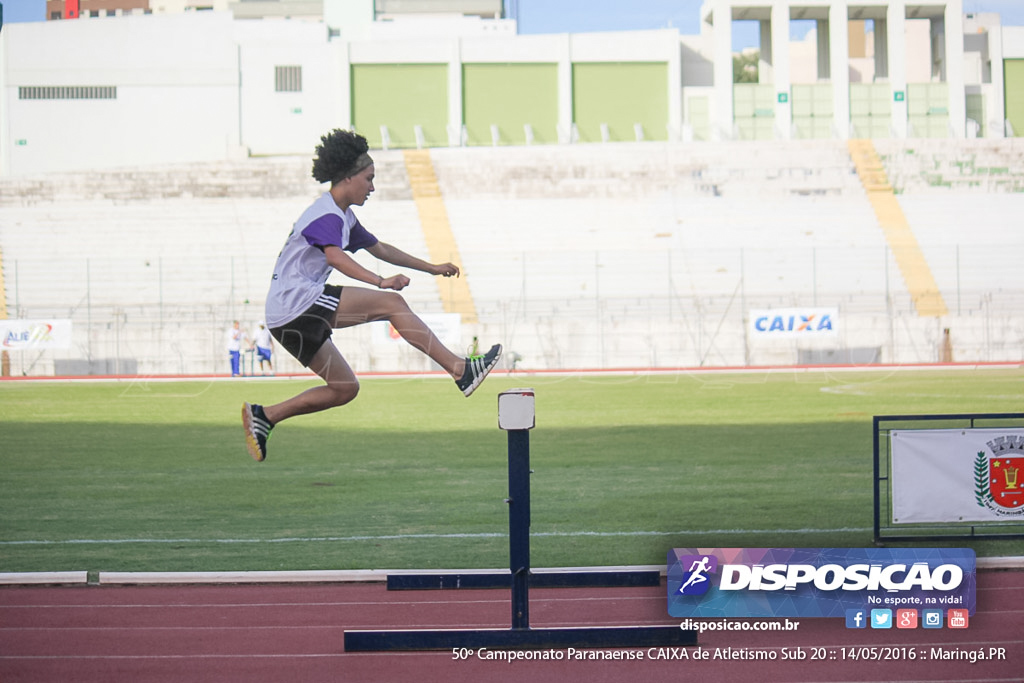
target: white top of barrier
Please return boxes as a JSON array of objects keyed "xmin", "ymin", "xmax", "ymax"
[{"xmin": 498, "ymin": 388, "xmax": 535, "ymax": 431}]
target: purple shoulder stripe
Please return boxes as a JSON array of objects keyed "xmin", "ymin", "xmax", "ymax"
[
  {"xmin": 346, "ymin": 218, "xmax": 379, "ymax": 253},
  {"xmin": 301, "ymin": 214, "xmax": 344, "ymax": 249}
]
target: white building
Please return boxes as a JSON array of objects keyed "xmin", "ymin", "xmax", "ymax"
[{"xmin": 0, "ymin": 0, "xmax": 1020, "ymax": 175}]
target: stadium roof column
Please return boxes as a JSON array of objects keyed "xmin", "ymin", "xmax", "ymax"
[
  {"xmin": 829, "ymin": 1, "xmax": 851, "ymax": 139},
  {"xmin": 887, "ymin": 0, "xmax": 909, "ymax": 138},
  {"xmin": 770, "ymin": 1, "xmax": 792, "ymax": 139},
  {"xmin": 983, "ymin": 15, "xmax": 1006, "ymax": 137},
  {"xmin": 710, "ymin": 1, "xmax": 734, "ymax": 140},
  {"xmin": 944, "ymin": 4, "xmax": 967, "ymax": 137}
]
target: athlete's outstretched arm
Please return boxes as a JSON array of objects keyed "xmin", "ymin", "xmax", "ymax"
[
  {"xmin": 324, "ymin": 245, "xmax": 409, "ymax": 290},
  {"xmin": 367, "ymin": 242, "xmax": 459, "ymax": 278}
]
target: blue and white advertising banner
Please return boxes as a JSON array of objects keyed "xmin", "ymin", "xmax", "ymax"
[
  {"xmin": 892, "ymin": 429, "xmax": 1024, "ymax": 523},
  {"xmin": 0, "ymin": 319, "xmax": 73, "ymax": 350},
  {"xmin": 748, "ymin": 308, "xmax": 838, "ymax": 339},
  {"xmin": 668, "ymin": 548, "xmax": 975, "ymax": 618}
]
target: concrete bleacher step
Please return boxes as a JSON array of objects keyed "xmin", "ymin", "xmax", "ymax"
[
  {"xmin": 875, "ymin": 138, "xmax": 1024, "ymax": 193},
  {"xmin": 0, "ymin": 154, "xmax": 412, "ymax": 207},
  {"xmin": 430, "ymin": 141, "xmax": 861, "ymax": 200}
]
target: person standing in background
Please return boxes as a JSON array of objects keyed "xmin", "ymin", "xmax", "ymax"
[
  {"xmin": 226, "ymin": 320, "xmax": 245, "ymax": 377},
  {"xmin": 252, "ymin": 321, "xmax": 274, "ymax": 375}
]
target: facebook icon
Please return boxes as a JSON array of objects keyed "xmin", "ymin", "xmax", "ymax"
[{"xmin": 845, "ymin": 609, "xmax": 867, "ymax": 629}]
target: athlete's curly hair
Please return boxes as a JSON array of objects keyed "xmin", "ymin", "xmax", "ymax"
[{"xmin": 311, "ymin": 129, "xmax": 370, "ymax": 184}]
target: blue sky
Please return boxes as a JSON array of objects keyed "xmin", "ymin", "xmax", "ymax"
[
  {"xmin": 3, "ymin": 0, "xmax": 43, "ymax": 22},
  {"xmin": 513, "ymin": 0, "xmax": 1024, "ymax": 36},
  {"xmin": 3, "ymin": 0, "xmax": 1022, "ymax": 31}
]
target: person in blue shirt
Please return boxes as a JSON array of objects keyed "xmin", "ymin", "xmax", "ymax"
[{"xmin": 251, "ymin": 321, "xmax": 274, "ymax": 375}]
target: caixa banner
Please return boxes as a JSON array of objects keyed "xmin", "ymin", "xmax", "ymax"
[
  {"xmin": 748, "ymin": 308, "xmax": 837, "ymax": 339},
  {"xmin": 667, "ymin": 548, "xmax": 975, "ymax": 618},
  {"xmin": 0, "ymin": 319, "xmax": 73, "ymax": 350}
]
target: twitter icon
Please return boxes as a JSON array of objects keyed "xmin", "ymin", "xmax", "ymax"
[{"xmin": 870, "ymin": 609, "xmax": 893, "ymax": 629}]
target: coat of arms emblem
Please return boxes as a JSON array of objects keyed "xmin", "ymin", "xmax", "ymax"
[{"xmin": 975, "ymin": 436, "xmax": 1024, "ymax": 516}]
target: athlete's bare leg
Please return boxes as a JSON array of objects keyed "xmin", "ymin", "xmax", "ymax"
[
  {"xmin": 260, "ymin": 340, "xmax": 358, "ymax": 425},
  {"xmin": 331, "ymin": 287, "xmax": 466, "ymax": 378}
]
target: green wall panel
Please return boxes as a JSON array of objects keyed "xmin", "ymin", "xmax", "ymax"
[
  {"xmin": 850, "ymin": 83, "xmax": 892, "ymax": 139},
  {"xmin": 966, "ymin": 93, "xmax": 985, "ymax": 137},
  {"xmin": 572, "ymin": 62, "xmax": 669, "ymax": 142},
  {"xmin": 908, "ymin": 82, "xmax": 949, "ymax": 138},
  {"xmin": 463, "ymin": 63, "xmax": 558, "ymax": 146},
  {"xmin": 351, "ymin": 64, "xmax": 448, "ymax": 148},
  {"xmin": 1006, "ymin": 59, "xmax": 1024, "ymax": 137},
  {"xmin": 688, "ymin": 96, "xmax": 711, "ymax": 141},
  {"xmin": 792, "ymin": 84, "xmax": 833, "ymax": 139},
  {"xmin": 733, "ymin": 84, "xmax": 775, "ymax": 140}
]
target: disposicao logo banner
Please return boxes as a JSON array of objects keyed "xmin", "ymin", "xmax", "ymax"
[{"xmin": 668, "ymin": 548, "xmax": 975, "ymax": 618}]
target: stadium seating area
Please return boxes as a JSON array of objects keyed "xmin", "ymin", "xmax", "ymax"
[
  {"xmin": 0, "ymin": 140, "xmax": 1021, "ymax": 375},
  {"xmin": 877, "ymin": 138, "xmax": 1024, "ymax": 193}
]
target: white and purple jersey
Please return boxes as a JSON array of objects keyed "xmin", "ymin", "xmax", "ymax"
[{"xmin": 265, "ymin": 193, "xmax": 378, "ymax": 328}]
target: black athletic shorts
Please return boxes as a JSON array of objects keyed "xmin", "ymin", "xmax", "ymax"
[{"xmin": 270, "ymin": 285, "xmax": 342, "ymax": 367}]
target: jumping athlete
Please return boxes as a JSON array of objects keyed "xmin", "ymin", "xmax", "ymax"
[{"xmin": 242, "ymin": 129, "xmax": 501, "ymax": 461}]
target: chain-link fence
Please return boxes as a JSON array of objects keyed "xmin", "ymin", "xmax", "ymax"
[{"xmin": 3, "ymin": 242, "xmax": 1021, "ymax": 377}]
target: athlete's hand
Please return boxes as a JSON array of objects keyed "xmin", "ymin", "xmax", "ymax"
[
  {"xmin": 433, "ymin": 262, "xmax": 460, "ymax": 278},
  {"xmin": 379, "ymin": 274, "xmax": 411, "ymax": 291}
]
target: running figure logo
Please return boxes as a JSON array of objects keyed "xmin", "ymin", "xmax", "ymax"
[{"xmin": 677, "ymin": 554, "xmax": 718, "ymax": 596}]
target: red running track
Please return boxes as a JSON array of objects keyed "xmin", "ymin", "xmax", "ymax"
[{"xmin": 2, "ymin": 570, "xmax": 1022, "ymax": 683}]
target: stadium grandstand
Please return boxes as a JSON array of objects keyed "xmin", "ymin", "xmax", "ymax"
[{"xmin": 0, "ymin": 0, "xmax": 1022, "ymax": 376}]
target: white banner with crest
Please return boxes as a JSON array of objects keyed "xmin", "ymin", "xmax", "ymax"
[{"xmin": 891, "ymin": 428, "xmax": 1024, "ymax": 523}]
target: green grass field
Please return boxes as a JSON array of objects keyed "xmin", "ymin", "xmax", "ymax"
[{"xmin": 1, "ymin": 367, "xmax": 1023, "ymax": 574}]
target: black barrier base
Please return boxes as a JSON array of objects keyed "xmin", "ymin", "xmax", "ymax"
[
  {"xmin": 387, "ymin": 570, "xmax": 661, "ymax": 591},
  {"xmin": 345, "ymin": 625, "xmax": 697, "ymax": 652}
]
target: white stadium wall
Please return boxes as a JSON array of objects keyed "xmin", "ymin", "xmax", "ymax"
[
  {"xmin": 1, "ymin": 12, "xmax": 244, "ymax": 176},
  {"xmin": 2, "ymin": 4, "xmax": 1024, "ymax": 176},
  {"xmin": 235, "ymin": 19, "xmax": 347, "ymax": 157}
]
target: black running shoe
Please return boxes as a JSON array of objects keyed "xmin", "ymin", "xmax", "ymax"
[
  {"xmin": 242, "ymin": 402, "xmax": 273, "ymax": 462},
  {"xmin": 456, "ymin": 344, "xmax": 502, "ymax": 397}
]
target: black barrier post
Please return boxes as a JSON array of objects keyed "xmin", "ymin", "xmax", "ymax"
[{"xmin": 507, "ymin": 427, "xmax": 530, "ymax": 630}]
